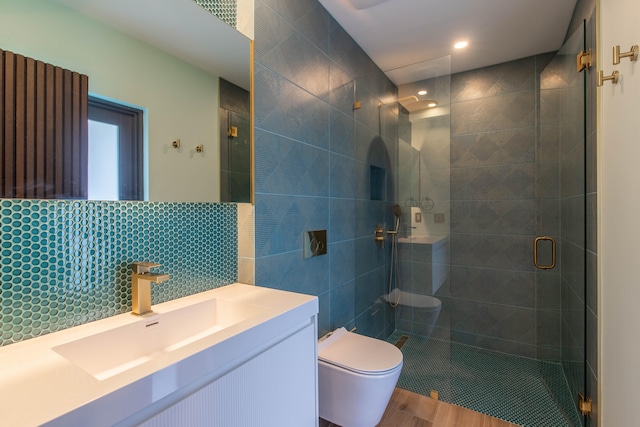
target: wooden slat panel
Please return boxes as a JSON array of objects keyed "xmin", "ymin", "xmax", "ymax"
[
  {"xmin": 0, "ymin": 49, "xmax": 4, "ymax": 195},
  {"xmin": 45, "ymin": 63, "xmax": 55, "ymax": 199},
  {"xmin": 25, "ymin": 57, "xmax": 36, "ymax": 199},
  {"xmin": 54, "ymin": 66, "xmax": 64, "ymax": 197},
  {"xmin": 62, "ymin": 69, "xmax": 72, "ymax": 198},
  {"xmin": 2, "ymin": 48, "xmax": 88, "ymax": 199},
  {"xmin": 79, "ymin": 74, "xmax": 88, "ymax": 198},
  {"xmin": 14, "ymin": 53, "xmax": 25, "ymax": 199},
  {"xmin": 3, "ymin": 50, "xmax": 16, "ymax": 197},
  {"xmin": 36, "ymin": 60, "xmax": 45, "ymax": 199},
  {"xmin": 70, "ymin": 72, "xmax": 80, "ymax": 198}
]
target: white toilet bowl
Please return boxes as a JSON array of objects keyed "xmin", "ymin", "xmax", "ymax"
[{"xmin": 318, "ymin": 328, "xmax": 403, "ymax": 427}]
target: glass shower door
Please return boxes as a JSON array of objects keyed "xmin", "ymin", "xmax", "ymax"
[
  {"xmin": 390, "ymin": 56, "xmax": 451, "ymax": 340},
  {"xmin": 539, "ymin": 21, "xmax": 588, "ymax": 425}
]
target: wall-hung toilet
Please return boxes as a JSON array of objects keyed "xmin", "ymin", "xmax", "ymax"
[{"xmin": 318, "ymin": 328, "xmax": 403, "ymax": 427}]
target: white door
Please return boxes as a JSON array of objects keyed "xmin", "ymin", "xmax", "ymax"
[{"xmin": 600, "ymin": 0, "xmax": 640, "ymax": 424}]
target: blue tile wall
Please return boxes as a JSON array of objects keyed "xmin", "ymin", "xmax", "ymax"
[
  {"xmin": 254, "ymin": 0, "xmax": 397, "ymax": 339},
  {"xmin": 254, "ymin": 9, "xmax": 597, "ymax": 414},
  {"xmin": 0, "ymin": 200, "xmax": 237, "ymax": 346}
]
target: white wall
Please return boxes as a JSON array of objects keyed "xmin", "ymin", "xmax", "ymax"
[
  {"xmin": 599, "ymin": 0, "xmax": 640, "ymax": 424},
  {"xmin": 237, "ymin": 0, "xmax": 255, "ymax": 40},
  {"xmin": 0, "ymin": 0, "xmax": 220, "ymax": 201}
]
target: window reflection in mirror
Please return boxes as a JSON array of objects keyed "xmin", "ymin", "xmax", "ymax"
[
  {"xmin": 88, "ymin": 97, "xmax": 144, "ymax": 201},
  {"xmin": 88, "ymin": 121, "xmax": 119, "ymax": 200}
]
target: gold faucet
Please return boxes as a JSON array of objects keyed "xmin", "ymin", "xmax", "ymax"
[{"xmin": 131, "ymin": 262, "xmax": 170, "ymax": 316}]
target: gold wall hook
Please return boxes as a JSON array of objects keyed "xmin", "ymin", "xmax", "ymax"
[
  {"xmin": 195, "ymin": 145, "xmax": 204, "ymax": 153},
  {"xmin": 613, "ymin": 45, "xmax": 639, "ymax": 65},
  {"xmin": 172, "ymin": 139, "xmax": 180, "ymax": 148},
  {"xmin": 598, "ymin": 70, "xmax": 620, "ymax": 86}
]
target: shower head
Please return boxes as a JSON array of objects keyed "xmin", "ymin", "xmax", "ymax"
[
  {"xmin": 389, "ymin": 204, "xmax": 402, "ymax": 234},
  {"xmin": 379, "ymin": 96, "xmax": 439, "ymax": 113},
  {"xmin": 379, "ymin": 96, "xmax": 419, "ymax": 108}
]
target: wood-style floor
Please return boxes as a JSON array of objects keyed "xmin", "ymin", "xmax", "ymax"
[{"xmin": 321, "ymin": 387, "xmax": 521, "ymax": 427}]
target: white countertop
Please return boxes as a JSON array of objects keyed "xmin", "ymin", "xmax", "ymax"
[{"xmin": 0, "ymin": 283, "xmax": 318, "ymax": 427}]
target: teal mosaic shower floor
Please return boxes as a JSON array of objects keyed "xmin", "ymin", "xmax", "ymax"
[{"xmin": 387, "ymin": 332, "xmax": 582, "ymax": 427}]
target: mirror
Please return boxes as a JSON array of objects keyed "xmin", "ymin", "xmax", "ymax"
[{"xmin": 0, "ymin": 0, "xmax": 252, "ymax": 202}]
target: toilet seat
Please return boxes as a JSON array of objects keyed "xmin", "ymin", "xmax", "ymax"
[{"xmin": 318, "ymin": 328, "xmax": 403, "ymax": 375}]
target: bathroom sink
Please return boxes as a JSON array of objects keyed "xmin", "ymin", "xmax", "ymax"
[{"xmin": 52, "ymin": 298, "xmax": 267, "ymax": 380}]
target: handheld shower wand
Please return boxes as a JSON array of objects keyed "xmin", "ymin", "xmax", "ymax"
[
  {"xmin": 393, "ymin": 204, "xmax": 401, "ymax": 232},
  {"xmin": 388, "ymin": 204, "xmax": 402, "ymax": 235},
  {"xmin": 388, "ymin": 205, "xmax": 402, "ymax": 307}
]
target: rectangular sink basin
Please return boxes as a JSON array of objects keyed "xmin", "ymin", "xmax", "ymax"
[{"xmin": 52, "ymin": 298, "xmax": 267, "ymax": 380}]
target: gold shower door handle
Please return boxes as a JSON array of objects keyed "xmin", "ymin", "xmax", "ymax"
[{"xmin": 534, "ymin": 236, "xmax": 556, "ymax": 269}]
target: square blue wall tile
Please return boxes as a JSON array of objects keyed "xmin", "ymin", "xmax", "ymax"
[
  {"xmin": 255, "ymin": 250, "xmax": 330, "ymax": 297},
  {"xmin": 330, "ymin": 280, "xmax": 355, "ymax": 330},
  {"xmin": 330, "ymin": 107, "xmax": 355, "ymax": 157},
  {"xmin": 329, "ymin": 198, "xmax": 356, "ymax": 243},
  {"xmin": 329, "ymin": 240, "xmax": 355, "ymax": 287},
  {"xmin": 330, "ymin": 153, "xmax": 356, "ymax": 198},
  {"xmin": 254, "ymin": 194, "xmax": 329, "ymax": 258},
  {"xmin": 259, "ymin": 30, "xmax": 330, "ymax": 102},
  {"xmin": 255, "ymin": 129, "xmax": 330, "ymax": 197},
  {"xmin": 254, "ymin": 63, "xmax": 330, "ymax": 150}
]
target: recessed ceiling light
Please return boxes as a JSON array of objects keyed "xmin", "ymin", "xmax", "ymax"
[
  {"xmin": 417, "ymin": 90, "xmax": 427, "ymax": 96},
  {"xmin": 454, "ymin": 41, "xmax": 469, "ymax": 49},
  {"xmin": 426, "ymin": 100, "xmax": 438, "ymax": 108}
]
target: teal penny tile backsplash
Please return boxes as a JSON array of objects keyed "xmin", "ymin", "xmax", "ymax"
[
  {"xmin": 193, "ymin": 0, "xmax": 237, "ymax": 27},
  {"xmin": 0, "ymin": 200, "xmax": 237, "ymax": 346}
]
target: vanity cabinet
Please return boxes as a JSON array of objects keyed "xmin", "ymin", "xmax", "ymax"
[
  {"xmin": 1, "ymin": 284, "xmax": 318, "ymax": 427},
  {"xmin": 133, "ymin": 322, "xmax": 317, "ymax": 427}
]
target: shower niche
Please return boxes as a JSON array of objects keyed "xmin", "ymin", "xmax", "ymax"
[{"xmin": 369, "ymin": 165, "xmax": 387, "ymax": 201}]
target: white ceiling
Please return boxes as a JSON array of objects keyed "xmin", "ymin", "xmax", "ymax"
[
  {"xmin": 319, "ymin": 0, "xmax": 577, "ymax": 84},
  {"xmin": 56, "ymin": 0, "xmax": 251, "ymax": 90}
]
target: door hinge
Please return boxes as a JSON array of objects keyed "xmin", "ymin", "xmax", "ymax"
[
  {"xmin": 577, "ymin": 50, "xmax": 592, "ymax": 72},
  {"xmin": 579, "ymin": 393, "xmax": 593, "ymax": 418}
]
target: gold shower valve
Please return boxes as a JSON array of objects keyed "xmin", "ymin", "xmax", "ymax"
[{"xmin": 374, "ymin": 225, "xmax": 385, "ymax": 248}]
